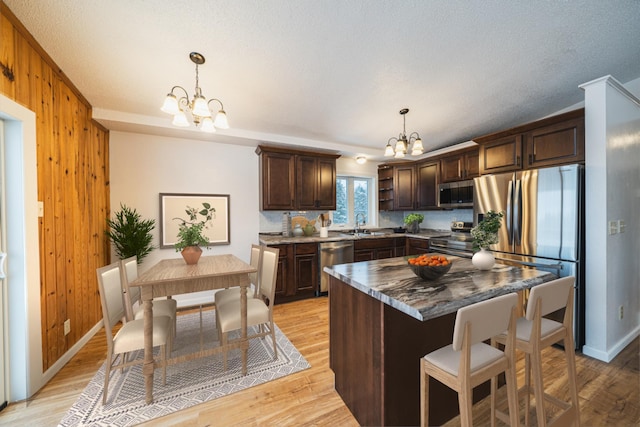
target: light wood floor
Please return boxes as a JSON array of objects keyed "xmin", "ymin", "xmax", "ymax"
[{"xmin": 1, "ymin": 297, "xmax": 638, "ymax": 426}]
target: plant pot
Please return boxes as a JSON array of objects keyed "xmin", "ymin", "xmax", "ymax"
[
  {"xmin": 181, "ymin": 245, "xmax": 203, "ymax": 265},
  {"xmin": 472, "ymin": 248, "xmax": 495, "ymax": 270},
  {"xmin": 406, "ymin": 221, "xmax": 421, "ymax": 234}
]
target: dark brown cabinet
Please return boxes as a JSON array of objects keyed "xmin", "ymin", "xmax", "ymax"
[
  {"xmin": 524, "ymin": 117, "xmax": 584, "ymax": 169},
  {"xmin": 271, "ymin": 242, "xmax": 318, "ymax": 304},
  {"xmin": 406, "ymin": 237, "xmax": 430, "ymax": 255},
  {"xmin": 296, "ymin": 155, "xmax": 338, "ymax": 210},
  {"xmin": 476, "ymin": 109, "xmax": 585, "ymax": 175},
  {"xmin": 257, "ymin": 146, "xmax": 339, "ymax": 211},
  {"xmin": 378, "ymin": 160, "xmax": 440, "ymax": 211},
  {"xmin": 415, "ymin": 160, "xmax": 439, "ymax": 209},
  {"xmin": 440, "ymin": 148, "xmax": 479, "ymax": 182},
  {"xmin": 393, "ymin": 164, "xmax": 416, "ymax": 210},
  {"xmin": 257, "ymin": 149, "xmax": 296, "ymax": 210},
  {"xmin": 354, "ymin": 237, "xmax": 405, "ymax": 262}
]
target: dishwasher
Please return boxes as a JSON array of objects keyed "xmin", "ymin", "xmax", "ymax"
[{"xmin": 319, "ymin": 241, "xmax": 354, "ymax": 295}]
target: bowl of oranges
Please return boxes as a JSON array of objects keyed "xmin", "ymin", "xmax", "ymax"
[{"xmin": 407, "ymin": 254, "xmax": 452, "ymax": 281}]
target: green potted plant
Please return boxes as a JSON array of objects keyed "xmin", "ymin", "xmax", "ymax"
[
  {"xmin": 105, "ymin": 204, "xmax": 155, "ymax": 264},
  {"xmin": 173, "ymin": 203, "xmax": 216, "ymax": 264},
  {"xmin": 404, "ymin": 213, "xmax": 424, "ymax": 234},
  {"xmin": 470, "ymin": 210, "xmax": 504, "ymax": 270}
]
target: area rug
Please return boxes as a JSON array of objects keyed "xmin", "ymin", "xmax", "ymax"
[{"xmin": 59, "ymin": 309, "xmax": 310, "ymax": 426}]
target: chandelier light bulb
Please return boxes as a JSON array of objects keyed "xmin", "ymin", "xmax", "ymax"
[
  {"xmin": 192, "ymin": 96, "xmax": 211, "ymax": 118},
  {"xmin": 395, "ymin": 139, "xmax": 406, "ymax": 153},
  {"xmin": 394, "ymin": 150, "xmax": 405, "ymax": 159},
  {"xmin": 213, "ymin": 110, "xmax": 229, "ymax": 129},
  {"xmin": 161, "ymin": 94, "xmax": 180, "ymax": 115},
  {"xmin": 200, "ymin": 117, "xmax": 217, "ymax": 133},
  {"xmin": 384, "ymin": 143, "xmax": 395, "ymax": 157},
  {"xmin": 412, "ymin": 138, "xmax": 424, "ymax": 154},
  {"xmin": 172, "ymin": 111, "xmax": 190, "ymax": 127}
]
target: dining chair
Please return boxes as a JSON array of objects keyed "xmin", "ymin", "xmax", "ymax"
[
  {"xmin": 493, "ymin": 276, "xmax": 580, "ymax": 427},
  {"xmin": 96, "ymin": 262, "xmax": 172, "ymax": 405},
  {"xmin": 420, "ymin": 292, "xmax": 520, "ymax": 427},
  {"xmin": 214, "ymin": 244, "xmax": 264, "ymax": 308},
  {"xmin": 216, "ymin": 246, "xmax": 279, "ymax": 370},
  {"xmin": 120, "ymin": 256, "xmax": 177, "ymax": 342}
]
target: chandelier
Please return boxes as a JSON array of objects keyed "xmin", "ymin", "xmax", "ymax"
[
  {"xmin": 384, "ymin": 108, "xmax": 423, "ymax": 158},
  {"xmin": 160, "ymin": 52, "xmax": 229, "ymax": 133}
]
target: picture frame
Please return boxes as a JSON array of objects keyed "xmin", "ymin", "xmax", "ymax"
[{"xmin": 159, "ymin": 193, "xmax": 230, "ymax": 248}]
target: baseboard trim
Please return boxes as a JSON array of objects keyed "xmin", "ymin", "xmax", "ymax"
[{"xmin": 583, "ymin": 325, "xmax": 640, "ymax": 362}]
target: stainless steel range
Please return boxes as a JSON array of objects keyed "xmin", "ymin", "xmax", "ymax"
[{"xmin": 429, "ymin": 221, "xmax": 475, "ymax": 258}]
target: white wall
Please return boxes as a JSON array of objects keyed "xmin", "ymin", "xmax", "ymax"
[
  {"xmin": 580, "ymin": 76, "xmax": 640, "ymax": 362},
  {"xmin": 109, "ymin": 131, "xmax": 260, "ymax": 307}
]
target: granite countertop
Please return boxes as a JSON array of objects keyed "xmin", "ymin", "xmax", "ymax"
[
  {"xmin": 258, "ymin": 228, "xmax": 450, "ymax": 245},
  {"xmin": 323, "ymin": 255, "xmax": 556, "ymax": 322}
]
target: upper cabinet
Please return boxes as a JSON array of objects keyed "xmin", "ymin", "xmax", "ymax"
[
  {"xmin": 257, "ymin": 146, "xmax": 339, "ymax": 211},
  {"xmin": 415, "ymin": 160, "xmax": 439, "ymax": 209},
  {"xmin": 476, "ymin": 109, "xmax": 585, "ymax": 174},
  {"xmin": 440, "ymin": 147, "xmax": 479, "ymax": 183},
  {"xmin": 378, "ymin": 160, "xmax": 440, "ymax": 211},
  {"xmin": 393, "ymin": 164, "xmax": 416, "ymax": 210}
]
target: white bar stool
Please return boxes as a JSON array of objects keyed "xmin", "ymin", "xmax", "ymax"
[
  {"xmin": 494, "ymin": 276, "xmax": 580, "ymax": 426},
  {"xmin": 420, "ymin": 292, "xmax": 520, "ymax": 427}
]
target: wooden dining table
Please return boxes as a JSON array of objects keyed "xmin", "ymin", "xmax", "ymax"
[{"xmin": 130, "ymin": 254, "xmax": 256, "ymax": 404}]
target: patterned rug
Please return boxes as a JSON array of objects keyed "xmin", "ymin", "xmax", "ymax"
[{"xmin": 59, "ymin": 309, "xmax": 310, "ymax": 426}]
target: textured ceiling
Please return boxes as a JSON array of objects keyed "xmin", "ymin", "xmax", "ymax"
[{"xmin": 4, "ymin": 0, "xmax": 640, "ymax": 160}]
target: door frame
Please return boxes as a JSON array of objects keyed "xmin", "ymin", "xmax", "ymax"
[{"xmin": 0, "ymin": 94, "xmax": 43, "ymax": 401}]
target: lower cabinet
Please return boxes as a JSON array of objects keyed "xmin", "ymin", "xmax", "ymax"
[
  {"xmin": 406, "ymin": 237, "xmax": 430, "ymax": 255},
  {"xmin": 271, "ymin": 243, "xmax": 318, "ymax": 304},
  {"xmin": 354, "ymin": 237, "xmax": 405, "ymax": 262}
]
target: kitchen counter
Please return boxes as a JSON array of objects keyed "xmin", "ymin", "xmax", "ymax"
[
  {"xmin": 258, "ymin": 228, "xmax": 449, "ymax": 245},
  {"xmin": 326, "ymin": 256, "xmax": 557, "ymax": 426},
  {"xmin": 324, "ymin": 255, "xmax": 555, "ymax": 321}
]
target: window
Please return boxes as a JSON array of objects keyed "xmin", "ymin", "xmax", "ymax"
[{"xmin": 334, "ymin": 176, "xmax": 373, "ymax": 227}]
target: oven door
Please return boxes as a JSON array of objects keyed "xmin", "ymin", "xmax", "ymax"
[{"xmin": 428, "ymin": 238, "xmax": 473, "ymax": 259}]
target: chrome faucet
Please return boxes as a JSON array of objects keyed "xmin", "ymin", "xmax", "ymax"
[{"xmin": 355, "ymin": 213, "xmax": 366, "ymax": 232}]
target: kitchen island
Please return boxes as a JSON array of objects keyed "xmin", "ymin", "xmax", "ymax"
[{"xmin": 324, "ymin": 255, "xmax": 556, "ymax": 426}]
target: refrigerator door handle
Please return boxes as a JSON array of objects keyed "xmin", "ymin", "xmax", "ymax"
[
  {"xmin": 506, "ymin": 180, "xmax": 513, "ymax": 246},
  {"xmin": 514, "ymin": 179, "xmax": 522, "ymax": 245}
]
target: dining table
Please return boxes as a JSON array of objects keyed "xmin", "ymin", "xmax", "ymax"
[{"xmin": 130, "ymin": 254, "xmax": 256, "ymax": 404}]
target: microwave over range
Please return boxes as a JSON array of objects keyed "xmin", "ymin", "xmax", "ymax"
[{"xmin": 438, "ymin": 179, "xmax": 474, "ymax": 208}]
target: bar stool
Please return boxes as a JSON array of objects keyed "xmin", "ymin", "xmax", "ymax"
[
  {"xmin": 493, "ymin": 276, "xmax": 580, "ymax": 427},
  {"xmin": 420, "ymin": 292, "xmax": 520, "ymax": 427}
]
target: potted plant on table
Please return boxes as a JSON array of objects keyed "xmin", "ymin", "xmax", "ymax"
[
  {"xmin": 105, "ymin": 204, "xmax": 155, "ymax": 264},
  {"xmin": 470, "ymin": 210, "xmax": 504, "ymax": 270},
  {"xmin": 173, "ymin": 203, "xmax": 216, "ymax": 265},
  {"xmin": 404, "ymin": 213, "xmax": 424, "ymax": 234}
]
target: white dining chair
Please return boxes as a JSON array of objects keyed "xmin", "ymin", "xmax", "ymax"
[
  {"xmin": 120, "ymin": 256, "xmax": 177, "ymax": 342},
  {"xmin": 96, "ymin": 262, "xmax": 172, "ymax": 405},
  {"xmin": 214, "ymin": 244, "xmax": 263, "ymax": 307},
  {"xmin": 216, "ymin": 246, "xmax": 279, "ymax": 370}
]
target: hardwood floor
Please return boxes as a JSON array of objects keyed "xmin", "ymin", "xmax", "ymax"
[{"xmin": 1, "ymin": 297, "xmax": 638, "ymax": 426}]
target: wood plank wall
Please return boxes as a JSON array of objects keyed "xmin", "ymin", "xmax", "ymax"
[{"xmin": 0, "ymin": 2, "xmax": 110, "ymax": 371}]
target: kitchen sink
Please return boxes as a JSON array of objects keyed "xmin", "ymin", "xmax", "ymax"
[{"xmin": 339, "ymin": 230, "xmax": 387, "ymax": 237}]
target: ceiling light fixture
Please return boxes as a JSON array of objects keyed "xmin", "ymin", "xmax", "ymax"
[
  {"xmin": 160, "ymin": 52, "xmax": 229, "ymax": 133},
  {"xmin": 384, "ymin": 108, "xmax": 423, "ymax": 158},
  {"xmin": 355, "ymin": 156, "xmax": 367, "ymax": 164}
]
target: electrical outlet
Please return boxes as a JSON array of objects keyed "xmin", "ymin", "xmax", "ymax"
[
  {"xmin": 618, "ymin": 306, "xmax": 624, "ymax": 320},
  {"xmin": 64, "ymin": 319, "xmax": 71, "ymax": 335},
  {"xmin": 618, "ymin": 220, "xmax": 626, "ymax": 233},
  {"xmin": 608, "ymin": 221, "xmax": 618, "ymax": 235}
]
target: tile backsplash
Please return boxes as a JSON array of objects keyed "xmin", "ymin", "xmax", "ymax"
[{"xmin": 260, "ymin": 209, "xmax": 474, "ymax": 233}]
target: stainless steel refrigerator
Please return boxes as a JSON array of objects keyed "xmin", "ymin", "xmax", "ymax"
[{"xmin": 474, "ymin": 164, "xmax": 585, "ymax": 349}]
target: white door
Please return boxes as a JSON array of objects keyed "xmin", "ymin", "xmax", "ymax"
[{"xmin": 0, "ymin": 120, "xmax": 7, "ymax": 409}]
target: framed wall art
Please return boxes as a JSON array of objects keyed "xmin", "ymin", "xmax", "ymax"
[{"xmin": 159, "ymin": 193, "xmax": 230, "ymax": 248}]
